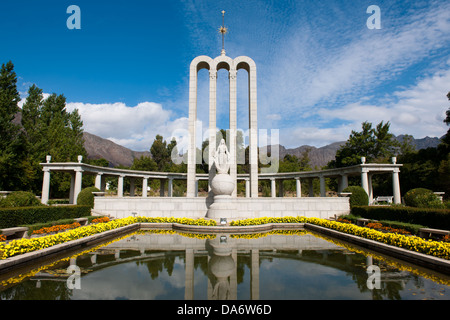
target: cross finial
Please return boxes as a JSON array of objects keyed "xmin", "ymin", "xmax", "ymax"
[{"xmin": 219, "ymin": 10, "xmax": 228, "ymax": 55}]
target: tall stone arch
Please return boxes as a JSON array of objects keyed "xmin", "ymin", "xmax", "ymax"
[{"xmin": 187, "ymin": 55, "xmax": 258, "ymax": 198}]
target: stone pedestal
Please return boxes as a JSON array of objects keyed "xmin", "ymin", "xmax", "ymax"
[{"xmin": 206, "ymin": 173, "xmax": 235, "ymax": 221}]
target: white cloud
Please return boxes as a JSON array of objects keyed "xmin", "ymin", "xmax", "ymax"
[
  {"xmin": 287, "ymin": 66, "xmax": 450, "ymax": 148},
  {"xmin": 66, "ymin": 101, "xmax": 189, "ymax": 151},
  {"xmin": 256, "ymin": 1, "xmax": 450, "ymax": 131}
]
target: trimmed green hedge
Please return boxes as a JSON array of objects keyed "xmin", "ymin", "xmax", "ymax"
[
  {"xmin": 343, "ymin": 186, "xmax": 369, "ymax": 208},
  {"xmin": 0, "ymin": 205, "xmax": 91, "ymax": 229},
  {"xmin": 77, "ymin": 187, "xmax": 100, "ymax": 208},
  {"xmin": 351, "ymin": 206, "xmax": 450, "ymax": 230}
]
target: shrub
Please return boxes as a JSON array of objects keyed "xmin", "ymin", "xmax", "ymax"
[
  {"xmin": 76, "ymin": 187, "xmax": 100, "ymax": 208},
  {"xmin": 343, "ymin": 186, "xmax": 369, "ymax": 208},
  {"xmin": 0, "ymin": 191, "xmax": 42, "ymax": 208},
  {"xmin": 351, "ymin": 206, "xmax": 450, "ymax": 230},
  {"xmin": 0, "ymin": 205, "xmax": 91, "ymax": 229},
  {"xmin": 404, "ymin": 188, "xmax": 443, "ymax": 209}
]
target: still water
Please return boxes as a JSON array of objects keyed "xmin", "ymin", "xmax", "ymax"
[{"xmin": 1, "ymin": 229, "xmax": 449, "ymax": 300}]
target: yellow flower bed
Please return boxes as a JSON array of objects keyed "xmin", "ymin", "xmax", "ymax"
[
  {"xmin": 0, "ymin": 216, "xmax": 216, "ymax": 259},
  {"xmin": 231, "ymin": 216, "xmax": 450, "ymax": 260},
  {"xmin": 230, "ymin": 216, "xmax": 306, "ymax": 226}
]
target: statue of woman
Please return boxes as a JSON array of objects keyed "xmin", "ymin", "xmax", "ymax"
[{"xmin": 214, "ymin": 139, "xmax": 230, "ymax": 174}]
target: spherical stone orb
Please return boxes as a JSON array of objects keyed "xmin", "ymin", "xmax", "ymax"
[
  {"xmin": 210, "ymin": 173, "xmax": 235, "ymax": 196},
  {"xmin": 209, "ymin": 255, "xmax": 235, "ymax": 279}
]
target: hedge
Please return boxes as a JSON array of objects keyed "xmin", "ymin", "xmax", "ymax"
[
  {"xmin": 343, "ymin": 186, "xmax": 369, "ymax": 208},
  {"xmin": 351, "ymin": 206, "xmax": 450, "ymax": 230},
  {"xmin": 0, "ymin": 205, "xmax": 91, "ymax": 229}
]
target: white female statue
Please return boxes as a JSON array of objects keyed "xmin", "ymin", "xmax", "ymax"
[{"xmin": 214, "ymin": 139, "xmax": 231, "ymax": 174}]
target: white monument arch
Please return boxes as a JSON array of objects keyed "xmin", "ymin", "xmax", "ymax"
[{"xmin": 38, "ymin": 12, "xmax": 403, "ymax": 222}]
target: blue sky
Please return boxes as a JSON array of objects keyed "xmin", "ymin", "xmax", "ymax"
[{"xmin": 1, "ymin": 0, "xmax": 449, "ymax": 151}]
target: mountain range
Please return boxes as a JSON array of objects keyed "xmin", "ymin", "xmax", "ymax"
[{"xmin": 83, "ymin": 132, "xmax": 442, "ymax": 169}]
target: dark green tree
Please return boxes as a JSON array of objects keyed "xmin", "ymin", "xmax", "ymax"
[
  {"xmin": 0, "ymin": 61, "xmax": 27, "ymax": 191},
  {"xmin": 328, "ymin": 121, "xmax": 398, "ymax": 168}
]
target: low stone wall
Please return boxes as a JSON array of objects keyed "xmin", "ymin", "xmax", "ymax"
[{"xmin": 93, "ymin": 196, "xmax": 350, "ymax": 221}]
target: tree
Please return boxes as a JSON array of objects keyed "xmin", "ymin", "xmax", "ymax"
[
  {"xmin": 328, "ymin": 121, "xmax": 398, "ymax": 168},
  {"xmin": 20, "ymin": 85, "xmax": 87, "ymax": 197},
  {"xmin": 0, "ymin": 61, "xmax": 27, "ymax": 191}
]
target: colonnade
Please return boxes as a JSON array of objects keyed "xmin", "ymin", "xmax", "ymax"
[{"xmin": 40, "ymin": 156, "xmax": 402, "ymax": 205}]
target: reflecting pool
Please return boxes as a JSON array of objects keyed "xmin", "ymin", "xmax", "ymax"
[{"xmin": 1, "ymin": 229, "xmax": 450, "ymax": 300}]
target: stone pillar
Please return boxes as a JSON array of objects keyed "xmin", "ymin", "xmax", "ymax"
[
  {"xmin": 160, "ymin": 179, "xmax": 166, "ymax": 197},
  {"xmin": 129, "ymin": 178, "xmax": 135, "ymax": 197},
  {"xmin": 117, "ymin": 175, "xmax": 124, "ymax": 197},
  {"xmin": 392, "ymin": 168, "xmax": 401, "ymax": 204},
  {"xmin": 142, "ymin": 177, "xmax": 148, "ymax": 198},
  {"xmin": 69, "ymin": 172, "xmax": 75, "ymax": 204},
  {"xmin": 230, "ymin": 249, "xmax": 238, "ymax": 300},
  {"xmin": 187, "ymin": 59, "xmax": 199, "ymax": 198},
  {"xmin": 361, "ymin": 168, "xmax": 369, "ymax": 197},
  {"xmin": 295, "ymin": 178, "xmax": 301, "ymax": 198},
  {"xmin": 208, "ymin": 70, "xmax": 217, "ymax": 194},
  {"xmin": 41, "ymin": 168, "xmax": 51, "ymax": 204},
  {"xmin": 339, "ymin": 174, "xmax": 348, "ymax": 193},
  {"xmin": 168, "ymin": 178, "xmax": 173, "ymax": 197},
  {"xmin": 195, "ymin": 179, "xmax": 199, "ymax": 197},
  {"xmin": 229, "ymin": 69, "xmax": 237, "ymax": 197},
  {"xmin": 309, "ymin": 179, "xmax": 314, "ymax": 197},
  {"xmin": 74, "ymin": 168, "xmax": 83, "ymax": 204},
  {"xmin": 185, "ymin": 248, "xmax": 194, "ymax": 300},
  {"xmin": 319, "ymin": 175, "xmax": 326, "ymax": 197},
  {"xmin": 278, "ymin": 180, "xmax": 284, "ymax": 197},
  {"xmin": 251, "ymin": 250, "xmax": 259, "ymax": 300},
  {"xmin": 248, "ymin": 61, "xmax": 258, "ymax": 198},
  {"xmin": 271, "ymin": 178, "xmax": 276, "ymax": 198},
  {"xmin": 245, "ymin": 179, "xmax": 250, "ymax": 198},
  {"xmin": 368, "ymin": 173, "xmax": 373, "ymax": 204},
  {"xmin": 95, "ymin": 173, "xmax": 103, "ymax": 190}
]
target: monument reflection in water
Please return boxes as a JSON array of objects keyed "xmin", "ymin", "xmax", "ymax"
[{"xmin": 1, "ymin": 230, "xmax": 450, "ymax": 300}]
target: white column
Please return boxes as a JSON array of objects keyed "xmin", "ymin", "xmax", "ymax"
[
  {"xmin": 249, "ymin": 90, "xmax": 258, "ymax": 197},
  {"xmin": 320, "ymin": 175, "xmax": 326, "ymax": 197},
  {"xmin": 168, "ymin": 178, "xmax": 173, "ymax": 197},
  {"xmin": 95, "ymin": 173, "xmax": 103, "ymax": 190},
  {"xmin": 195, "ymin": 179, "xmax": 199, "ymax": 197},
  {"xmin": 142, "ymin": 177, "xmax": 148, "ymax": 198},
  {"xmin": 295, "ymin": 178, "xmax": 301, "ymax": 198},
  {"xmin": 245, "ymin": 179, "xmax": 250, "ymax": 198},
  {"xmin": 185, "ymin": 249, "xmax": 194, "ymax": 300},
  {"xmin": 187, "ymin": 61, "xmax": 198, "ymax": 197},
  {"xmin": 361, "ymin": 168, "xmax": 369, "ymax": 197},
  {"xmin": 74, "ymin": 168, "xmax": 83, "ymax": 204},
  {"xmin": 368, "ymin": 174, "xmax": 373, "ymax": 204},
  {"xmin": 229, "ymin": 69, "xmax": 237, "ymax": 197},
  {"xmin": 208, "ymin": 70, "xmax": 217, "ymax": 195},
  {"xmin": 392, "ymin": 168, "xmax": 401, "ymax": 204},
  {"xmin": 339, "ymin": 174, "xmax": 348, "ymax": 193},
  {"xmin": 271, "ymin": 178, "xmax": 276, "ymax": 198},
  {"xmin": 251, "ymin": 250, "xmax": 259, "ymax": 300},
  {"xmin": 160, "ymin": 179, "xmax": 165, "ymax": 197},
  {"xmin": 278, "ymin": 180, "xmax": 284, "ymax": 197},
  {"xmin": 117, "ymin": 175, "xmax": 124, "ymax": 197},
  {"xmin": 69, "ymin": 172, "xmax": 75, "ymax": 204},
  {"xmin": 41, "ymin": 168, "xmax": 51, "ymax": 205},
  {"xmin": 129, "ymin": 178, "xmax": 135, "ymax": 197},
  {"xmin": 309, "ymin": 179, "xmax": 314, "ymax": 197}
]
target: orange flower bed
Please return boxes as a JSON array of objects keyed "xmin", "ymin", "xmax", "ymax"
[
  {"xmin": 91, "ymin": 217, "xmax": 110, "ymax": 224},
  {"xmin": 32, "ymin": 222, "xmax": 81, "ymax": 235},
  {"xmin": 366, "ymin": 222, "xmax": 411, "ymax": 235},
  {"xmin": 0, "ymin": 234, "xmax": 6, "ymax": 242}
]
